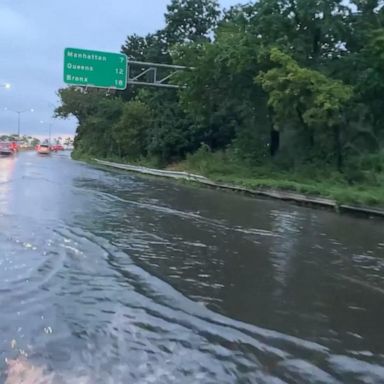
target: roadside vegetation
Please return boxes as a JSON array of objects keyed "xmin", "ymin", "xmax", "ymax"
[
  {"xmin": 0, "ymin": 134, "xmax": 40, "ymax": 147},
  {"xmin": 57, "ymin": 0, "xmax": 384, "ymax": 206}
]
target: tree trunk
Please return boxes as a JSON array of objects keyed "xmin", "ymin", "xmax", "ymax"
[
  {"xmin": 270, "ymin": 128, "xmax": 280, "ymax": 157},
  {"xmin": 308, "ymin": 128, "xmax": 315, "ymax": 148},
  {"xmin": 268, "ymin": 108, "xmax": 280, "ymax": 157},
  {"xmin": 333, "ymin": 125, "xmax": 343, "ymax": 171},
  {"xmin": 296, "ymin": 107, "xmax": 314, "ymax": 148}
]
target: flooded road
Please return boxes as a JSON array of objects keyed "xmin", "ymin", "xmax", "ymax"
[{"xmin": 1, "ymin": 152, "xmax": 384, "ymax": 383}]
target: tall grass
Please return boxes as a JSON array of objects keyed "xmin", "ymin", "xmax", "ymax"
[{"xmin": 178, "ymin": 147, "xmax": 384, "ymax": 206}]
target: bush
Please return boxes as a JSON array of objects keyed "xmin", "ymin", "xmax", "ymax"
[{"xmin": 358, "ymin": 151, "xmax": 384, "ymax": 173}]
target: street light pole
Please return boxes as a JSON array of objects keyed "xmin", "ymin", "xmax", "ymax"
[
  {"xmin": 4, "ymin": 108, "xmax": 34, "ymax": 137},
  {"xmin": 40, "ymin": 120, "xmax": 54, "ymax": 144},
  {"xmin": 17, "ymin": 112, "xmax": 21, "ymax": 137}
]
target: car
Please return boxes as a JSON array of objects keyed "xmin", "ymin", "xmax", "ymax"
[
  {"xmin": 50, "ymin": 144, "xmax": 64, "ymax": 151},
  {"xmin": 0, "ymin": 142, "xmax": 14, "ymax": 156},
  {"xmin": 36, "ymin": 144, "xmax": 50, "ymax": 155},
  {"xmin": 9, "ymin": 141, "xmax": 19, "ymax": 152}
]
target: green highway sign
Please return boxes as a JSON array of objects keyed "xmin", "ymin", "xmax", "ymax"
[{"xmin": 63, "ymin": 48, "xmax": 127, "ymax": 89}]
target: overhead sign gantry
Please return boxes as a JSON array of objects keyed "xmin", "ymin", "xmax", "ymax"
[{"xmin": 64, "ymin": 48, "xmax": 189, "ymax": 90}]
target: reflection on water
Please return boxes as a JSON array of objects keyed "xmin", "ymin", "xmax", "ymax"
[
  {"xmin": 0, "ymin": 157, "xmax": 16, "ymax": 214},
  {"xmin": 269, "ymin": 210, "xmax": 301, "ymax": 292},
  {"xmin": 0, "ymin": 156, "xmax": 15, "ymax": 183},
  {"xmin": 1, "ymin": 152, "xmax": 384, "ymax": 383}
]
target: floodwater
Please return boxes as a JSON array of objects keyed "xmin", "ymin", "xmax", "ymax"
[{"xmin": 0, "ymin": 152, "xmax": 383, "ymax": 383}]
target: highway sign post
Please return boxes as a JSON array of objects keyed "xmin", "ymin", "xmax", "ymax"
[{"xmin": 64, "ymin": 48, "xmax": 127, "ymax": 90}]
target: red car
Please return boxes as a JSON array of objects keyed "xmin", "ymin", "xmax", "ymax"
[
  {"xmin": 9, "ymin": 141, "xmax": 19, "ymax": 152},
  {"xmin": 50, "ymin": 145, "xmax": 64, "ymax": 151}
]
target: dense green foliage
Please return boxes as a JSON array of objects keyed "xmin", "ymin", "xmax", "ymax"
[{"xmin": 56, "ymin": 0, "xmax": 384, "ymax": 203}]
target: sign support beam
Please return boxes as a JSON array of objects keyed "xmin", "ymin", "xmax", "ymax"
[{"xmin": 128, "ymin": 61, "xmax": 191, "ymax": 89}]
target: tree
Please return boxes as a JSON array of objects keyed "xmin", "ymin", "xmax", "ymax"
[
  {"xmin": 56, "ymin": 89, "xmax": 123, "ymax": 157},
  {"xmin": 164, "ymin": 0, "xmax": 221, "ymax": 45},
  {"xmin": 135, "ymin": 89, "xmax": 195, "ymax": 163},
  {"xmin": 55, "ymin": 87, "xmax": 109, "ymax": 125},
  {"xmin": 56, "ymin": 0, "xmax": 384, "ymax": 180},
  {"xmin": 112, "ymin": 101, "xmax": 153, "ymax": 159},
  {"xmin": 120, "ymin": 32, "xmax": 173, "ymax": 102},
  {"xmin": 31, "ymin": 138, "xmax": 40, "ymax": 147},
  {"xmin": 257, "ymin": 48, "xmax": 353, "ymax": 168},
  {"xmin": 176, "ymin": 19, "xmax": 271, "ymax": 162},
  {"xmin": 64, "ymin": 137, "xmax": 73, "ymax": 147},
  {"xmin": 230, "ymin": 0, "xmax": 351, "ymax": 65}
]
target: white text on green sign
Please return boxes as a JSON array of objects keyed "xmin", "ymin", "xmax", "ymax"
[{"xmin": 63, "ymin": 48, "xmax": 127, "ymax": 90}]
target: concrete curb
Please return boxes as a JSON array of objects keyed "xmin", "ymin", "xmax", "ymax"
[{"xmin": 94, "ymin": 159, "xmax": 384, "ymax": 219}]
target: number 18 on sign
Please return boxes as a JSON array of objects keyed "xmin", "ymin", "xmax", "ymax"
[{"xmin": 64, "ymin": 48, "xmax": 127, "ymax": 90}]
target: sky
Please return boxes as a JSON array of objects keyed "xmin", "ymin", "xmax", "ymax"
[{"xmin": 0, "ymin": 0, "xmax": 246, "ymax": 139}]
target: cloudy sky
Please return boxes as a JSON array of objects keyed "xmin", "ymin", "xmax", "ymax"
[{"xmin": 0, "ymin": 0, "xmax": 246, "ymax": 139}]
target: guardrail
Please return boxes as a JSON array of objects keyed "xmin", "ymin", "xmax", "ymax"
[
  {"xmin": 94, "ymin": 159, "xmax": 384, "ymax": 219},
  {"xmin": 94, "ymin": 159, "xmax": 209, "ymax": 182}
]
